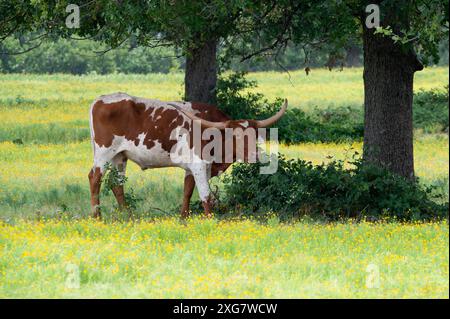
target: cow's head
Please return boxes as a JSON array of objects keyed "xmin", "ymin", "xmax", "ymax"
[{"xmin": 171, "ymin": 99, "xmax": 288, "ymax": 164}]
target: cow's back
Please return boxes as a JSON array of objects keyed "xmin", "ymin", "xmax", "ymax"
[{"xmin": 90, "ymin": 93, "xmax": 230, "ymax": 169}]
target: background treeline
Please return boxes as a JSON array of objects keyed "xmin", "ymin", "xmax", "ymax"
[
  {"xmin": 0, "ymin": 38, "xmax": 179, "ymax": 74},
  {"xmin": 1, "ymin": 37, "xmax": 447, "ymax": 74}
]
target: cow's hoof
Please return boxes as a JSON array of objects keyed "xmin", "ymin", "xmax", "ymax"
[{"xmin": 91, "ymin": 207, "xmax": 101, "ymax": 220}]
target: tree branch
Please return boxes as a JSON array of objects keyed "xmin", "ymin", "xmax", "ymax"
[{"xmin": 1, "ymin": 41, "xmax": 42, "ymax": 55}]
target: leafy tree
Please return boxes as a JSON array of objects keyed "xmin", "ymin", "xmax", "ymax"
[
  {"xmin": 1, "ymin": 0, "xmax": 448, "ymax": 178},
  {"xmin": 0, "ymin": 0, "xmax": 254, "ymax": 103},
  {"xmin": 358, "ymin": 1, "xmax": 448, "ymax": 179},
  {"xmin": 226, "ymin": 0, "xmax": 448, "ymax": 178}
]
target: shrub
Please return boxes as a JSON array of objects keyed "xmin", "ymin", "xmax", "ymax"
[
  {"xmin": 413, "ymin": 86, "xmax": 449, "ymax": 133},
  {"xmin": 217, "ymin": 73, "xmax": 448, "ymax": 143},
  {"xmin": 216, "ymin": 72, "xmax": 269, "ymax": 119},
  {"xmin": 216, "ymin": 72, "xmax": 364, "ymax": 143},
  {"xmin": 101, "ymin": 163, "xmax": 143, "ymax": 212},
  {"xmin": 217, "ymin": 153, "xmax": 448, "ymax": 221}
]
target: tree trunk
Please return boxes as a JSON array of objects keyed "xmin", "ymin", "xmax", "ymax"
[
  {"xmin": 362, "ymin": 27, "xmax": 423, "ymax": 179},
  {"xmin": 184, "ymin": 38, "xmax": 217, "ymax": 104}
]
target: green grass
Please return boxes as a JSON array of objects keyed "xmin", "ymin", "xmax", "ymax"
[
  {"xmin": 0, "ymin": 218, "xmax": 448, "ymax": 298},
  {"xmin": 248, "ymin": 67, "xmax": 448, "ymax": 110},
  {"xmin": 0, "ymin": 67, "xmax": 448, "ymax": 298},
  {"xmin": 1, "ymin": 67, "xmax": 447, "ymax": 145},
  {"xmin": 0, "ymin": 67, "xmax": 447, "ymax": 218},
  {"xmin": 0, "ymin": 136, "xmax": 447, "ymax": 221},
  {"xmin": 1, "ymin": 67, "xmax": 447, "ymax": 109}
]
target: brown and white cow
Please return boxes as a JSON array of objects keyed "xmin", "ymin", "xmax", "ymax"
[{"xmin": 88, "ymin": 92, "xmax": 287, "ymax": 218}]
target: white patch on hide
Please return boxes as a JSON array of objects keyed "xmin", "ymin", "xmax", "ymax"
[
  {"xmin": 189, "ymin": 164, "xmax": 211, "ymax": 201},
  {"xmin": 89, "ymin": 100, "xmax": 96, "ymax": 155},
  {"xmin": 93, "ymin": 134, "xmax": 174, "ymax": 171},
  {"xmin": 90, "ymin": 93, "xmax": 216, "ymax": 203}
]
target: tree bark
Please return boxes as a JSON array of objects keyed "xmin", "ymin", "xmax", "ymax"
[
  {"xmin": 362, "ymin": 27, "xmax": 423, "ymax": 179},
  {"xmin": 184, "ymin": 38, "xmax": 217, "ymax": 104}
]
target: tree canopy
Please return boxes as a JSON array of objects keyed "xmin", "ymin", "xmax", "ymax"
[{"xmin": 0, "ymin": 0, "xmax": 448, "ymax": 177}]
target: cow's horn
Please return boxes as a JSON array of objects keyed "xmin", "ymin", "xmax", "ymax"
[
  {"xmin": 168, "ymin": 103, "xmax": 227, "ymax": 129},
  {"xmin": 256, "ymin": 99, "xmax": 288, "ymax": 128}
]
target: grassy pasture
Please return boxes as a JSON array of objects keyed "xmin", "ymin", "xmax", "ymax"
[
  {"xmin": 0, "ymin": 138, "xmax": 448, "ymax": 220},
  {"xmin": 0, "ymin": 67, "xmax": 448, "ymax": 298},
  {"xmin": 0, "ymin": 219, "xmax": 448, "ymax": 298},
  {"xmin": 0, "ymin": 66, "xmax": 447, "ymax": 110}
]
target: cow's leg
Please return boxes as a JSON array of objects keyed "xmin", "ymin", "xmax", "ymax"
[
  {"xmin": 190, "ymin": 165, "xmax": 213, "ymax": 218},
  {"xmin": 89, "ymin": 143, "xmax": 120, "ymax": 218},
  {"xmin": 88, "ymin": 167, "xmax": 103, "ymax": 218},
  {"xmin": 111, "ymin": 153, "xmax": 128, "ymax": 210},
  {"xmin": 180, "ymin": 171, "xmax": 195, "ymax": 219}
]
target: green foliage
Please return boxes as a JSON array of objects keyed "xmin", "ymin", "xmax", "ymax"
[
  {"xmin": 1, "ymin": 36, "xmax": 360, "ymax": 74},
  {"xmin": 216, "ymin": 72, "xmax": 359, "ymax": 144},
  {"xmin": 101, "ymin": 163, "xmax": 127, "ymax": 196},
  {"xmin": 216, "ymin": 72, "xmax": 361, "ymax": 142},
  {"xmin": 373, "ymin": 1, "xmax": 449, "ymax": 65},
  {"xmin": 217, "ymin": 72, "xmax": 449, "ymax": 143},
  {"xmin": 101, "ymin": 163, "xmax": 142, "ymax": 212},
  {"xmin": 0, "ymin": 35, "xmax": 354, "ymax": 74},
  {"xmin": 220, "ymin": 154, "xmax": 448, "ymax": 221},
  {"xmin": 0, "ymin": 34, "xmax": 446, "ymax": 75},
  {"xmin": 413, "ymin": 86, "xmax": 449, "ymax": 133},
  {"xmin": 216, "ymin": 72, "xmax": 364, "ymax": 143},
  {"xmin": 0, "ymin": 37, "xmax": 179, "ymax": 74},
  {"xmin": 216, "ymin": 72, "xmax": 267, "ymax": 119},
  {"xmin": 275, "ymin": 106, "xmax": 363, "ymax": 144},
  {"xmin": 0, "ymin": 0, "xmax": 447, "ymax": 74},
  {"xmin": 223, "ymin": 42, "xmax": 348, "ymax": 72},
  {"xmin": 309, "ymin": 106, "xmax": 364, "ymax": 141},
  {"xmin": 0, "ymin": 1, "xmax": 253, "ymax": 55}
]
